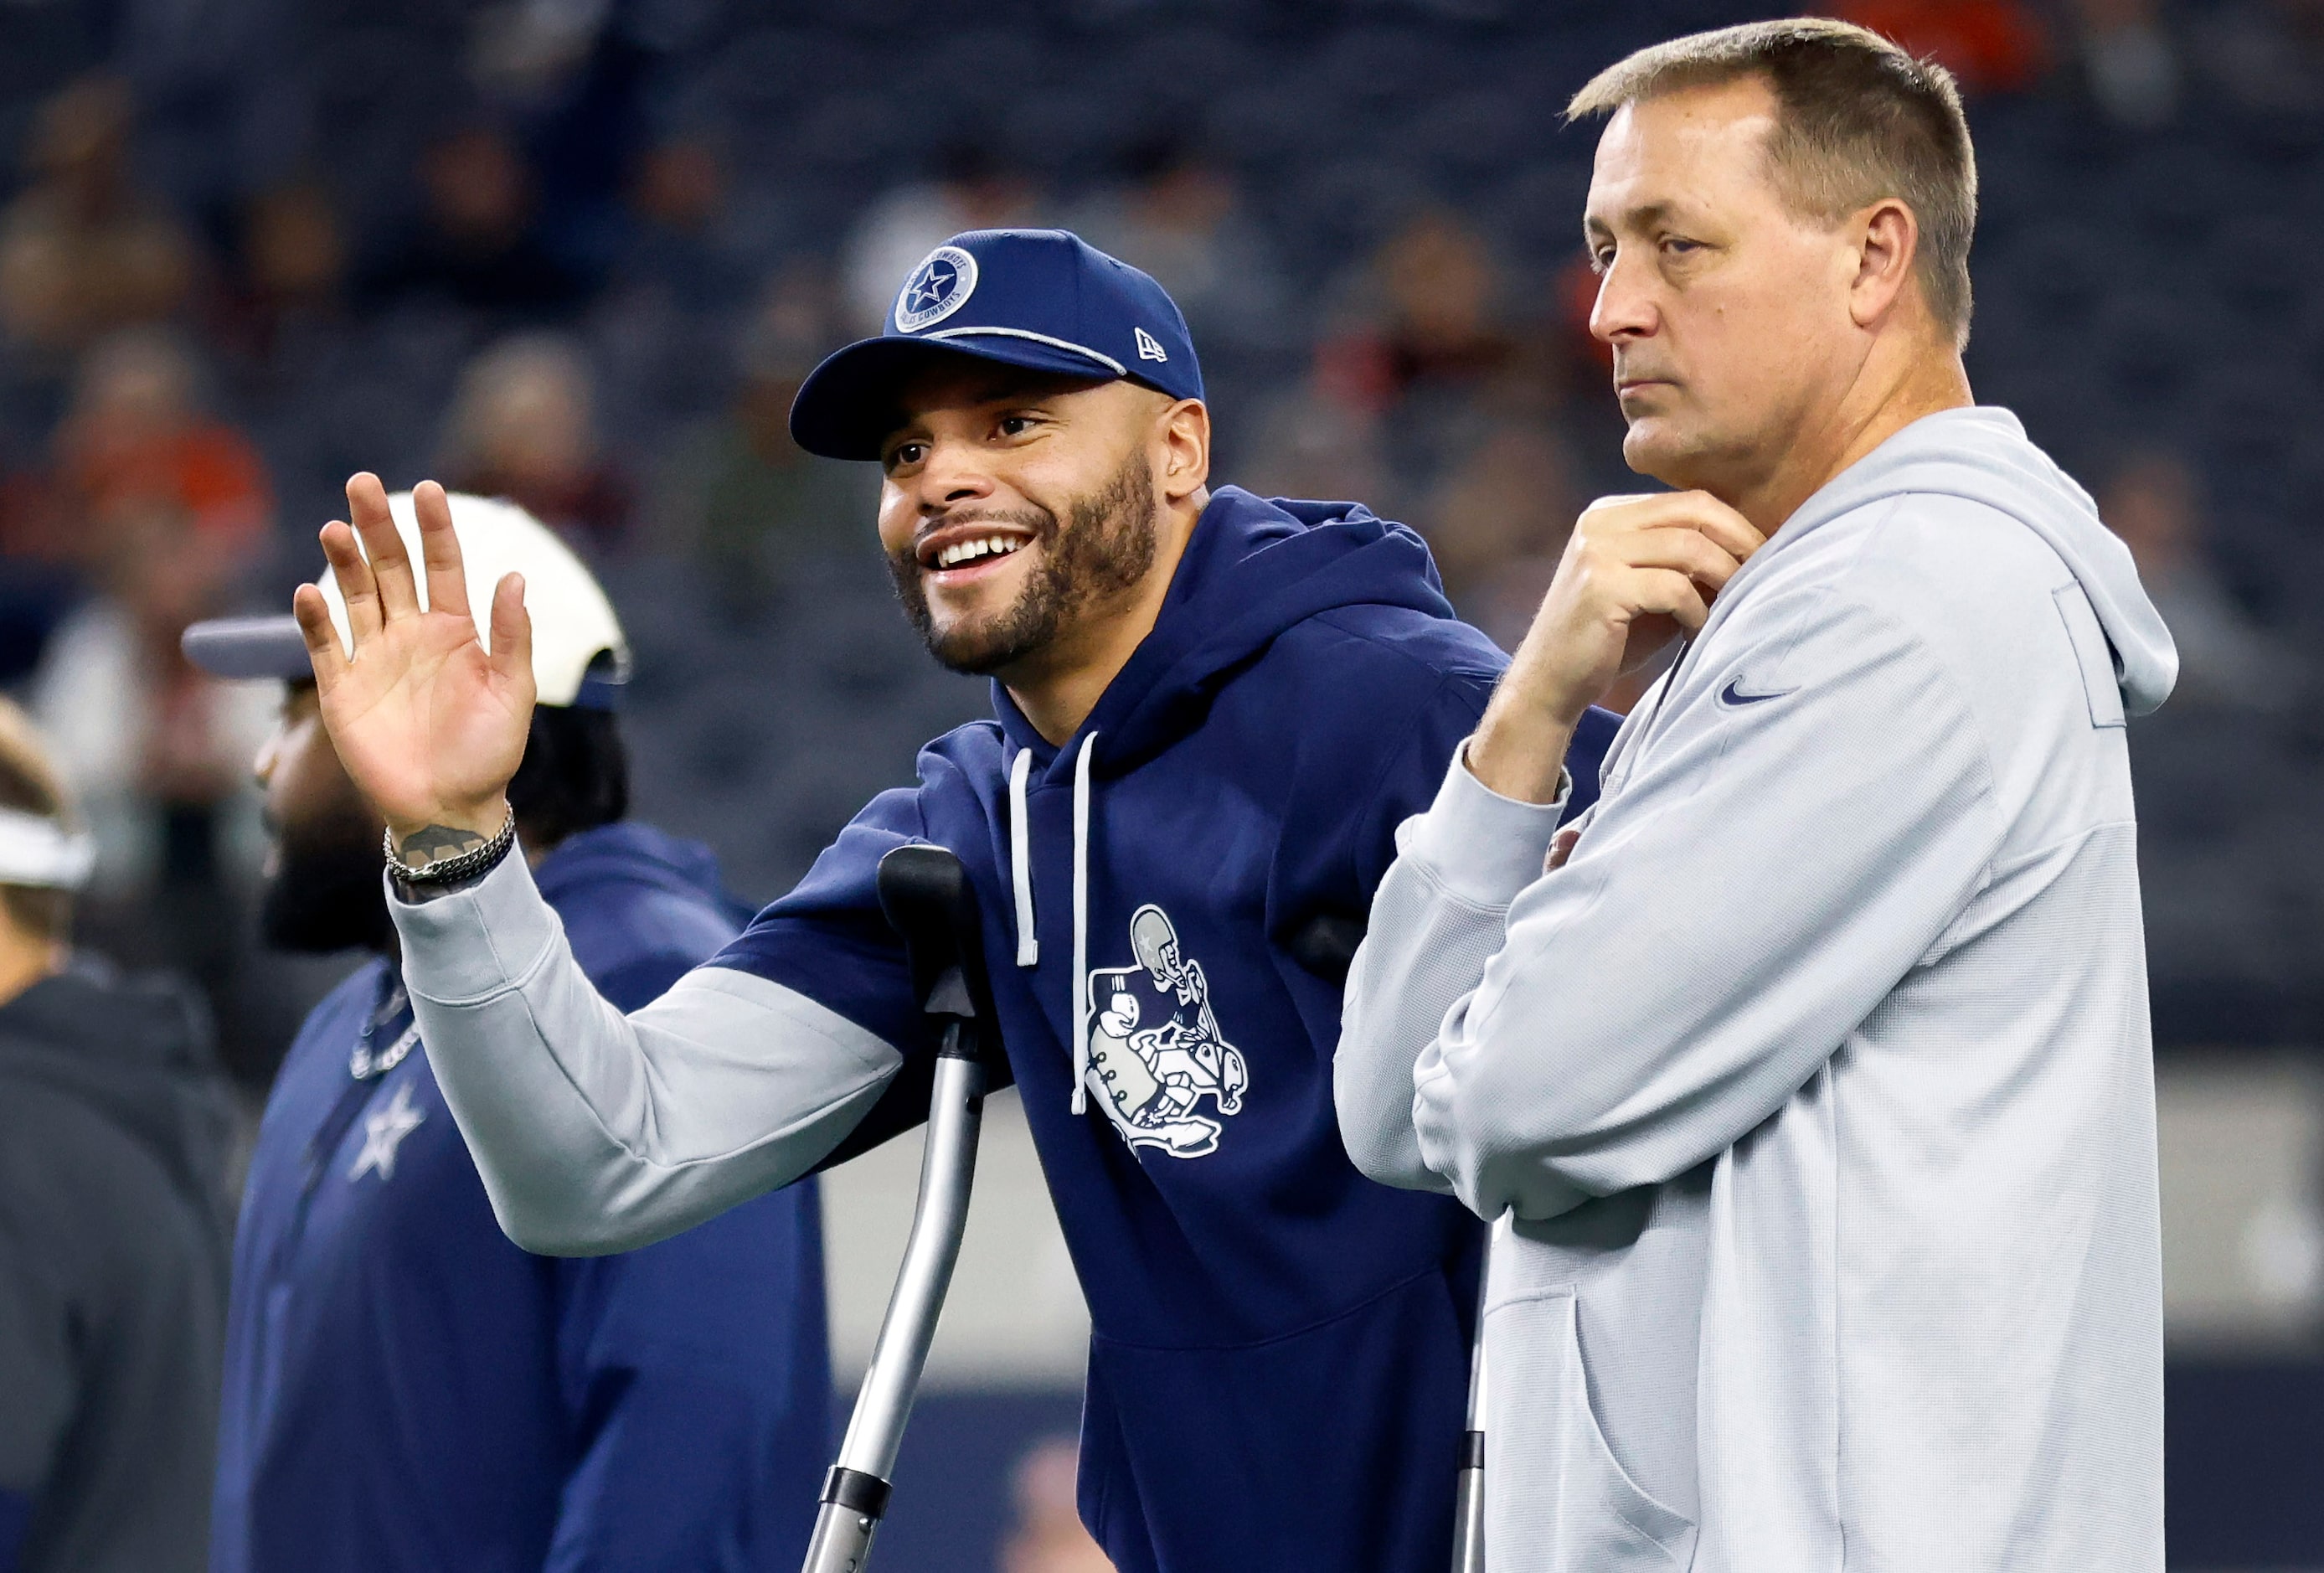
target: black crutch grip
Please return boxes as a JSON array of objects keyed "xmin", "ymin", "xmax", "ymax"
[{"xmin": 875, "ymin": 845, "xmax": 996, "ymax": 1060}]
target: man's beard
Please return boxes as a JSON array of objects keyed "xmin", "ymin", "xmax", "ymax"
[
  {"xmin": 887, "ymin": 451, "xmax": 1160, "ymax": 676},
  {"xmin": 259, "ymin": 803, "xmax": 392, "ymax": 954}
]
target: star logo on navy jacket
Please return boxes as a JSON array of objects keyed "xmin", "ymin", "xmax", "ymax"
[
  {"xmin": 1085, "ymin": 905, "xmax": 1248, "ymax": 1158},
  {"xmin": 348, "ymin": 1079, "xmax": 425, "ymax": 1182}
]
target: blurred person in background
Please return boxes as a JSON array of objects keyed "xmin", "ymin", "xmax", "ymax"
[
  {"xmin": 29, "ymin": 331, "xmax": 275, "ymax": 1064},
  {"xmin": 1067, "ymin": 137, "xmax": 1290, "ymax": 364},
  {"xmin": 2100, "ymin": 449, "xmax": 2294, "ymax": 711},
  {"xmin": 1830, "ymin": 0, "xmax": 2051, "ymax": 94},
  {"xmin": 1001, "ymin": 1437, "xmax": 1114, "ymax": 1573},
  {"xmin": 185, "ymin": 491, "xmax": 830, "ymax": 1573},
  {"xmin": 2067, "ymin": 0, "xmax": 2185, "ymax": 127},
  {"xmin": 1246, "ymin": 212, "xmax": 1519, "ymax": 513},
  {"xmin": 358, "ymin": 124, "xmax": 585, "ymax": 322},
  {"xmin": 2195, "ymin": 0, "xmax": 2324, "ymax": 116},
  {"xmin": 50, "ymin": 328, "xmax": 272, "ymax": 564},
  {"xmin": 616, "ymin": 132, "xmax": 752, "ymax": 316},
  {"xmin": 1342, "ymin": 209, "xmax": 1518, "ymax": 415},
  {"xmin": 0, "ymin": 76, "xmax": 194, "ymax": 369},
  {"xmin": 1310, "ymin": 209, "xmax": 1552, "ymax": 502},
  {"xmin": 1420, "ymin": 416, "xmax": 1582, "ymax": 655},
  {"xmin": 841, "ymin": 139, "xmax": 1038, "ymax": 332},
  {"xmin": 650, "ymin": 274, "xmax": 874, "ymax": 611},
  {"xmin": 219, "ymin": 181, "xmax": 348, "ymax": 371},
  {"xmin": 1237, "ymin": 342, "xmax": 1400, "ymax": 513},
  {"xmin": 440, "ymin": 332, "xmax": 631, "ymax": 553},
  {"xmin": 0, "ymin": 695, "xmax": 236, "ymax": 1573}
]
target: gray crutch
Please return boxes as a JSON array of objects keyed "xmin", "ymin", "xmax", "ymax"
[
  {"xmin": 801, "ymin": 844, "xmax": 997, "ymax": 1573},
  {"xmin": 1452, "ymin": 1225, "xmax": 1493, "ymax": 1573}
]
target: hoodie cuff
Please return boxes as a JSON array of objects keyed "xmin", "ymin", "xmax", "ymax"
[
  {"xmin": 384, "ymin": 849, "xmax": 564, "ymax": 1007},
  {"xmin": 1400, "ymin": 738, "xmax": 1569, "ymax": 909}
]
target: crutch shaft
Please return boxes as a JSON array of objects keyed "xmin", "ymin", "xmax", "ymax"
[
  {"xmin": 837, "ymin": 1051, "xmax": 985, "ymax": 1478},
  {"xmin": 800, "ymin": 1045, "xmax": 985, "ymax": 1572}
]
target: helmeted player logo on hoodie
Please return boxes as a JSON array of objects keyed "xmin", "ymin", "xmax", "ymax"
[{"xmin": 1085, "ymin": 905, "xmax": 1248, "ymax": 1158}]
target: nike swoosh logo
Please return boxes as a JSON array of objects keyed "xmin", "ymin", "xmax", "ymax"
[{"xmin": 1718, "ymin": 678, "xmax": 1794, "ymax": 708}]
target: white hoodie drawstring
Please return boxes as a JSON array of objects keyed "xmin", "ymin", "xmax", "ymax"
[
  {"xmin": 1069, "ymin": 732, "xmax": 1098, "ymax": 1117},
  {"xmin": 1003, "ymin": 734, "xmax": 1102, "ymax": 1117},
  {"xmin": 1007, "ymin": 746, "xmax": 1037, "ymax": 967}
]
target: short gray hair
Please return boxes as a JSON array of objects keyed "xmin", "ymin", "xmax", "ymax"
[{"xmin": 1569, "ymin": 18, "xmax": 1977, "ymax": 349}]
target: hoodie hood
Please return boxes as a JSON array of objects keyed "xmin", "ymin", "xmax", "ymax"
[
  {"xmin": 982, "ymin": 484, "xmax": 1468, "ymax": 1115},
  {"xmin": 1780, "ymin": 406, "xmax": 2177, "ymax": 715},
  {"xmin": 533, "ymin": 820, "xmax": 748, "ymax": 926},
  {"xmin": 0, "ymin": 955, "xmax": 235, "ymax": 1240},
  {"xmin": 994, "ymin": 486, "xmax": 1456, "ymax": 775}
]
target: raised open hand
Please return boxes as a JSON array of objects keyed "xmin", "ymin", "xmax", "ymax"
[{"xmin": 292, "ymin": 474, "xmax": 534, "ymax": 860}]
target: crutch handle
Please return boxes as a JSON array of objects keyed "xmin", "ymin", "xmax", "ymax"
[{"xmin": 876, "ymin": 843, "xmax": 997, "ymax": 1052}]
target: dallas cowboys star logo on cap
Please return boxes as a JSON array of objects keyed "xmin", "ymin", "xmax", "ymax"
[{"xmin": 894, "ymin": 245, "xmax": 980, "ymax": 333}]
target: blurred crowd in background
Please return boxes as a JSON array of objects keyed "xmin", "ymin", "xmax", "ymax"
[{"xmin": 0, "ymin": 0, "xmax": 2318, "ymax": 1560}]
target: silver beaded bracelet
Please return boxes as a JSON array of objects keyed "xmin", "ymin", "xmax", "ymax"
[{"xmin": 383, "ymin": 806, "xmax": 518, "ymax": 888}]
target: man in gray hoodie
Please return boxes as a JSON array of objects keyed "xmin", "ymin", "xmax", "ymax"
[{"xmin": 1335, "ymin": 19, "xmax": 2177, "ymax": 1573}]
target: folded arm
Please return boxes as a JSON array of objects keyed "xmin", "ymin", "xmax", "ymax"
[
  {"xmin": 391, "ymin": 852, "xmax": 900, "ymax": 1255},
  {"xmin": 1343, "ymin": 592, "xmax": 2004, "ymax": 1222},
  {"xmin": 1335, "ymin": 763, "xmax": 1574, "ymax": 1194}
]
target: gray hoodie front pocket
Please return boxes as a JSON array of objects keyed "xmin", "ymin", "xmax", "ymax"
[{"xmin": 1484, "ymin": 1287, "xmax": 1697, "ymax": 1571}]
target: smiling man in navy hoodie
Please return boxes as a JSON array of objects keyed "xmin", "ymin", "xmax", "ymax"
[
  {"xmin": 290, "ymin": 231, "xmax": 1616, "ymax": 1572},
  {"xmin": 184, "ymin": 495, "xmax": 829, "ymax": 1573}
]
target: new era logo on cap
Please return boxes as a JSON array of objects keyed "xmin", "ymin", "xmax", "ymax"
[{"xmin": 791, "ymin": 229, "xmax": 1205, "ymax": 462}]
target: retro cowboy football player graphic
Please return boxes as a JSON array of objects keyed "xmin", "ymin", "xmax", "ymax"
[{"xmin": 1085, "ymin": 905, "xmax": 1248, "ymax": 1158}]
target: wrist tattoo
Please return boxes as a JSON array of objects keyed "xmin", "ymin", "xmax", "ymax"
[{"xmin": 398, "ymin": 824, "xmax": 490, "ymax": 869}]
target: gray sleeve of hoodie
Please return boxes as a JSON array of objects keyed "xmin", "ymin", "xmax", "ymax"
[
  {"xmin": 1340, "ymin": 590, "xmax": 2005, "ymax": 1222},
  {"xmin": 388, "ymin": 854, "xmax": 903, "ymax": 1255},
  {"xmin": 1335, "ymin": 754, "xmax": 1572, "ymax": 1194}
]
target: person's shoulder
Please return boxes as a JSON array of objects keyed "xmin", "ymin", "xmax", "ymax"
[
  {"xmin": 1736, "ymin": 486, "xmax": 2063, "ymax": 651},
  {"xmin": 915, "ymin": 715, "xmax": 1006, "ymax": 776},
  {"xmin": 1281, "ymin": 605, "xmax": 1507, "ymax": 694},
  {"xmin": 1866, "ymin": 490, "xmax": 2068, "ymax": 594}
]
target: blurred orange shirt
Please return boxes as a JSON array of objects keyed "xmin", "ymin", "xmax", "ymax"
[
  {"xmin": 1828, "ymin": 0, "xmax": 2051, "ymax": 93},
  {"xmin": 69, "ymin": 421, "xmax": 272, "ymax": 554}
]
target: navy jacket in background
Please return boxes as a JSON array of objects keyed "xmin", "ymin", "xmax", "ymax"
[
  {"xmin": 212, "ymin": 824, "xmax": 830, "ymax": 1573},
  {"xmin": 718, "ymin": 487, "xmax": 1615, "ymax": 1573}
]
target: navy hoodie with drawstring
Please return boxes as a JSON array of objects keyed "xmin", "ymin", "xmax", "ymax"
[
  {"xmin": 387, "ymin": 488, "xmax": 1615, "ymax": 1570},
  {"xmin": 717, "ymin": 488, "xmax": 1618, "ymax": 1571},
  {"xmin": 212, "ymin": 824, "xmax": 832, "ymax": 1573}
]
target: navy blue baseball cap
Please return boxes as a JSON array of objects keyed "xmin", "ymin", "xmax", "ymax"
[{"xmin": 790, "ymin": 229, "xmax": 1205, "ymax": 462}]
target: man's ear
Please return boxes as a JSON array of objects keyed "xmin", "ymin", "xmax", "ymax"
[
  {"xmin": 1847, "ymin": 198, "xmax": 1919, "ymax": 330},
  {"xmin": 1157, "ymin": 397, "xmax": 1211, "ymax": 505}
]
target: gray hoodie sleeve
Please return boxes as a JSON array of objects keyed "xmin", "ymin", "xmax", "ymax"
[
  {"xmin": 1334, "ymin": 760, "xmax": 1572, "ymax": 1194},
  {"xmin": 389, "ymin": 854, "xmax": 902, "ymax": 1255},
  {"xmin": 1340, "ymin": 590, "xmax": 2006, "ymax": 1222}
]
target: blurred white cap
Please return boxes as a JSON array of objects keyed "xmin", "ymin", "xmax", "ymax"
[{"xmin": 183, "ymin": 490, "xmax": 631, "ymax": 709}]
